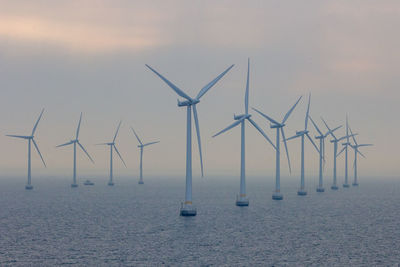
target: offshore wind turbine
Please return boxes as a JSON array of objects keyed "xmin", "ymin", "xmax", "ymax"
[
  {"xmin": 56, "ymin": 113, "xmax": 94, "ymax": 187},
  {"xmin": 98, "ymin": 121, "xmax": 127, "ymax": 186},
  {"xmin": 348, "ymin": 127, "xmax": 372, "ymax": 186},
  {"xmin": 285, "ymin": 94, "xmax": 319, "ymax": 196},
  {"xmin": 253, "ymin": 96, "xmax": 302, "ymax": 200},
  {"xmin": 131, "ymin": 127, "xmax": 159, "ymax": 184},
  {"xmin": 309, "ymin": 116, "xmax": 341, "ymax": 192},
  {"xmin": 146, "ymin": 63, "xmax": 234, "ymax": 216},
  {"xmin": 212, "ymin": 59, "xmax": 276, "ymax": 206},
  {"xmin": 6, "ymin": 109, "xmax": 46, "ymax": 190}
]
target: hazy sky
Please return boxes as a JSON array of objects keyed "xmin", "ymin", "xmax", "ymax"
[{"xmin": 0, "ymin": 0, "xmax": 399, "ymax": 179}]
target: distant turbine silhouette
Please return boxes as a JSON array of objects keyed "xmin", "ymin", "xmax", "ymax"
[
  {"xmin": 348, "ymin": 127, "xmax": 372, "ymax": 186},
  {"xmin": 97, "ymin": 121, "xmax": 126, "ymax": 186},
  {"xmin": 342, "ymin": 115, "xmax": 351, "ymax": 188},
  {"xmin": 253, "ymin": 96, "xmax": 302, "ymax": 200},
  {"xmin": 146, "ymin": 63, "xmax": 234, "ymax": 216},
  {"xmin": 56, "ymin": 113, "xmax": 94, "ymax": 188},
  {"xmin": 6, "ymin": 109, "xmax": 46, "ymax": 190},
  {"xmin": 213, "ymin": 59, "xmax": 275, "ymax": 207},
  {"xmin": 131, "ymin": 127, "xmax": 159, "ymax": 185}
]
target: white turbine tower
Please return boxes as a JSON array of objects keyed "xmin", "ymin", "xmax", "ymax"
[
  {"xmin": 252, "ymin": 96, "xmax": 302, "ymax": 200},
  {"xmin": 146, "ymin": 63, "xmax": 234, "ymax": 216},
  {"xmin": 212, "ymin": 59, "xmax": 276, "ymax": 206},
  {"xmin": 98, "ymin": 121, "xmax": 127, "ymax": 186},
  {"xmin": 348, "ymin": 127, "xmax": 372, "ymax": 186},
  {"xmin": 309, "ymin": 116, "xmax": 341, "ymax": 192},
  {"xmin": 321, "ymin": 117, "xmax": 351, "ymax": 190},
  {"xmin": 131, "ymin": 127, "xmax": 159, "ymax": 185},
  {"xmin": 285, "ymin": 93, "xmax": 319, "ymax": 196},
  {"xmin": 6, "ymin": 109, "xmax": 46, "ymax": 190},
  {"xmin": 57, "ymin": 113, "xmax": 94, "ymax": 187}
]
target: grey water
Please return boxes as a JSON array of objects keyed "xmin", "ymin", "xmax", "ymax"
[{"xmin": 0, "ymin": 175, "xmax": 399, "ymax": 266}]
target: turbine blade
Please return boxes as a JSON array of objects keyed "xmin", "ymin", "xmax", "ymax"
[
  {"xmin": 248, "ymin": 118, "xmax": 276, "ymax": 150},
  {"xmin": 325, "ymin": 125, "xmax": 342, "ymax": 138},
  {"xmin": 309, "ymin": 115, "xmax": 323, "ymax": 136},
  {"xmin": 192, "ymin": 105, "xmax": 204, "ymax": 177},
  {"xmin": 282, "ymin": 96, "xmax": 302, "ymax": 124},
  {"xmin": 358, "ymin": 149, "xmax": 366, "ymax": 158},
  {"xmin": 113, "ymin": 121, "xmax": 122, "ymax": 143},
  {"xmin": 143, "ymin": 141, "xmax": 160, "ymax": 147},
  {"xmin": 113, "ymin": 145, "xmax": 127, "ymax": 167},
  {"xmin": 337, "ymin": 146, "xmax": 346, "ymax": 157},
  {"xmin": 321, "ymin": 117, "xmax": 338, "ymax": 140},
  {"xmin": 32, "ymin": 139, "xmax": 46, "ymax": 167},
  {"xmin": 95, "ymin": 143, "xmax": 109, "ymax": 146},
  {"xmin": 6, "ymin": 135, "xmax": 30, "ymax": 139},
  {"xmin": 196, "ymin": 64, "xmax": 234, "ymax": 100},
  {"xmin": 305, "ymin": 93, "xmax": 311, "ymax": 130},
  {"xmin": 31, "ymin": 108, "xmax": 44, "ymax": 136},
  {"xmin": 306, "ymin": 133, "xmax": 320, "ymax": 153},
  {"xmin": 145, "ymin": 64, "xmax": 192, "ymax": 101},
  {"xmin": 252, "ymin": 107, "xmax": 280, "ymax": 125},
  {"xmin": 285, "ymin": 133, "xmax": 302, "ymax": 142},
  {"xmin": 349, "ymin": 127, "xmax": 357, "ymax": 146},
  {"xmin": 281, "ymin": 128, "xmax": 291, "ymax": 174},
  {"xmin": 245, "ymin": 58, "xmax": 250, "ymax": 114},
  {"xmin": 76, "ymin": 112, "xmax": 82, "ymax": 139},
  {"xmin": 130, "ymin": 127, "xmax": 143, "ymax": 145},
  {"xmin": 77, "ymin": 141, "xmax": 94, "ymax": 163},
  {"xmin": 56, "ymin": 141, "xmax": 74, "ymax": 147},
  {"xmin": 212, "ymin": 119, "xmax": 242, "ymax": 138},
  {"xmin": 358, "ymin": 144, "xmax": 373, "ymax": 147}
]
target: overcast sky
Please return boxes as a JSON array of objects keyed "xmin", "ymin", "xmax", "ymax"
[{"xmin": 0, "ymin": 0, "xmax": 399, "ymax": 180}]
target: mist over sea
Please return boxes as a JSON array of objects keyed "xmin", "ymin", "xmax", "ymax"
[{"xmin": 0, "ymin": 175, "xmax": 399, "ymax": 266}]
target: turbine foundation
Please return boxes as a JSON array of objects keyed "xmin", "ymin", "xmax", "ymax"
[
  {"xmin": 272, "ymin": 192, "xmax": 283, "ymax": 200},
  {"xmin": 343, "ymin": 183, "xmax": 350, "ymax": 188},
  {"xmin": 71, "ymin": 183, "xmax": 78, "ymax": 188},
  {"xmin": 331, "ymin": 185, "xmax": 339, "ymax": 190},
  {"xmin": 138, "ymin": 181, "xmax": 144, "ymax": 185},
  {"xmin": 352, "ymin": 183, "xmax": 359, "ymax": 186},
  {"xmin": 180, "ymin": 203, "xmax": 196, "ymax": 216},
  {"xmin": 297, "ymin": 189, "xmax": 307, "ymax": 196},
  {"xmin": 107, "ymin": 181, "xmax": 114, "ymax": 186},
  {"xmin": 25, "ymin": 185, "xmax": 33, "ymax": 190},
  {"xmin": 236, "ymin": 195, "xmax": 249, "ymax": 206},
  {"xmin": 316, "ymin": 187, "xmax": 325, "ymax": 192}
]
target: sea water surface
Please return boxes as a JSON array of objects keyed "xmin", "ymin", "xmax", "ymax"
[{"xmin": 0, "ymin": 175, "xmax": 399, "ymax": 266}]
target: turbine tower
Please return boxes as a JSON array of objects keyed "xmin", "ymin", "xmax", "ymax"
[
  {"xmin": 212, "ymin": 59, "xmax": 276, "ymax": 206},
  {"xmin": 309, "ymin": 116, "xmax": 341, "ymax": 192},
  {"xmin": 348, "ymin": 127, "xmax": 372, "ymax": 186},
  {"xmin": 343, "ymin": 115, "xmax": 351, "ymax": 188},
  {"xmin": 56, "ymin": 113, "xmax": 94, "ymax": 187},
  {"xmin": 6, "ymin": 109, "xmax": 46, "ymax": 190},
  {"xmin": 285, "ymin": 93, "xmax": 319, "ymax": 196},
  {"xmin": 321, "ymin": 117, "xmax": 350, "ymax": 190},
  {"xmin": 131, "ymin": 127, "xmax": 159, "ymax": 185},
  {"xmin": 253, "ymin": 96, "xmax": 302, "ymax": 200},
  {"xmin": 146, "ymin": 63, "xmax": 234, "ymax": 216},
  {"xmin": 98, "ymin": 121, "xmax": 126, "ymax": 186}
]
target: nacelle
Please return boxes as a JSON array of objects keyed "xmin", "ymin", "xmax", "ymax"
[
  {"xmin": 234, "ymin": 114, "xmax": 251, "ymax": 120},
  {"xmin": 177, "ymin": 99, "xmax": 199, "ymax": 107},
  {"xmin": 270, "ymin": 123, "xmax": 283, "ymax": 129}
]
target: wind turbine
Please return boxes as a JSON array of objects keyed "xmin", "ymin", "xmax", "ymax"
[
  {"xmin": 56, "ymin": 113, "xmax": 94, "ymax": 187},
  {"xmin": 146, "ymin": 63, "xmax": 234, "ymax": 216},
  {"xmin": 131, "ymin": 127, "xmax": 159, "ymax": 185},
  {"xmin": 253, "ymin": 96, "xmax": 302, "ymax": 200},
  {"xmin": 348, "ymin": 127, "xmax": 372, "ymax": 186},
  {"xmin": 342, "ymin": 115, "xmax": 351, "ymax": 188},
  {"xmin": 309, "ymin": 116, "xmax": 341, "ymax": 192},
  {"xmin": 97, "ymin": 121, "xmax": 126, "ymax": 186},
  {"xmin": 321, "ymin": 117, "xmax": 352, "ymax": 190},
  {"xmin": 285, "ymin": 93, "xmax": 319, "ymax": 196},
  {"xmin": 6, "ymin": 109, "xmax": 46, "ymax": 190},
  {"xmin": 212, "ymin": 59, "xmax": 276, "ymax": 206}
]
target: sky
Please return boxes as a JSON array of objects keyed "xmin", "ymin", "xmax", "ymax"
[{"xmin": 0, "ymin": 0, "xmax": 399, "ymax": 180}]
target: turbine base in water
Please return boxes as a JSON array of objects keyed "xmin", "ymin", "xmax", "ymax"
[
  {"xmin": 236, "ymin": 196, "xmax": 249, "ymax": 206},
  {"xmin": 352, "ymin": 183, "xmax": 359, "ymax": 186},
  {"xmin": 297, "ymin": 190, "xmax": 307, "ymax": 196},
  {"xmin": 180, "ymin": 203, "xmax": 196, "ymax": 216},
  {"xmin": 272, "ymin": 192, "xmax": 283, "ymax": 200},
  {"xmin": 331, "ymin": 185, "xmax": 339, "ymax": 190},
  {"xmin": 343, "ymin": 183, "xmax": 350, "ymax": 188},
  {"xmin": 316, "ymin": 187, "xmax": 325, "ymax": 192},
  {"xmin": 107, "ymin": 182, "xmax": 114, "ymax": 186},
  {"xmin": 83, "ymin": 180, "xmax": 94, "ymax": 186},
  {"xmin": 25, "ymin": 185, "xmax": 33, "ymax": 190},
  {"xmin": 71, "ymin": 183, "xmax": 78, "ymax": 188},
  {"xmin": 138, "ymin": 181, "xmax": 144, "ymax": 185}
]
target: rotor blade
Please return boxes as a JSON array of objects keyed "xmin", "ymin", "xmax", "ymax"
[
  {"xmin": 113, "ymin": 121, "xmax": 122, "ymax": 143},
  {"xmin": 305, "ymin": 93, "xmax": 311, "ymax": 130},
  {"xmin": 248, "ymin": 118, "xmax": 276, "ymax": 150},
  {"xmin": 349, "ymin": 126, "xmax": 357, "ymax": 146},
  {"xmin": 252, "ymin": 107, "xmax": 280, "ymax": 125},
  {"xmin": 56, "ymin": 141, "xmax": 74, "ymax": 147},
  {"xmin": 281, "ymin": 128, "xmax": 291, "ymax": 174},
  {"xmin": 76, "ymin": 112, "xmax": 82, "ymax": 139},
  {"xmin": 321, "ymin": 117, "xmax": 337, "ymax": 140},
  {"xmin": 308, "ymin": 115, "xmax": 323, "ymax": 136},
  {"xmin": 6, "ymin": 134, "xmax": 30, "ymax": 139},
  {"xmin": 32, "ymin": 139, "xmax": 46, "ymax": 167},
  {"xmin": 77, "ymin": 141, "xmax": 94, "ymax": 163},
  {"xmin": 113, "ymin": 145, "xmax": 127, "ymax": 167},
  {"xmin": 245, "ymin": 59, "xmax": 250, "ymax": 114},
  {"xmin": 337, "ymin": 146, "xmax": 346, "ymax": 157},
  {"xmin": 212, "ymin": 119, "xmax": 242, "ymax": 138},
  {"xmin": 95, "ymin": 143, "xmax": 109, "ymax": 145},
  {"xmin": 282, "ymin": 96, "xmax": 302, "ymax": 124},
  {"xmin": 31, "ymin": 108, "xmax": 44, "ymax": 136},
  {"xmin": 306, "ymin": 133, "xmax": 320, "ymax": 153},
  {"xmin": 358, "ymin": 144, "xmax": 373, "ymax": 147},
  {"xmin": 357, "ymin": 149, "xmax": 366, "ymax": 158},
  {"xmin": 192, "ymin": 105, "xmax": 204, "ymax": 177},
  {"xmin": 145, "ymin": 64, "xmax": 192, "ymax": 101},
  {"xmin": 285, "ymin": 133, "xmax": 302, "ymax": 142},
  {"xmin": 338, "ymin": 133, "xmax": 357, "ymax": 142},
  {"xmin": 130, "ymin": 127, "xmax": 143, "ymax": 145},
  {"xmin": 325, "ymin": 125, "xmax": 342, "ymax": 138},
  {"xmin": 346, "ymin": 114, "xmax": 349, "ymax": 141},
  {"xmin": 143, "ymin": 141, "xmax": 160, "ymax": 147},
  {"xmin": 196, "ymin": 64, "xmax": 234, "ymax": 100}
]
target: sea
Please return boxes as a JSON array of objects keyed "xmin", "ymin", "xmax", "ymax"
[{"xmin": 0, "ymin": 175, "xmax": 399, "ymax": 266}]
